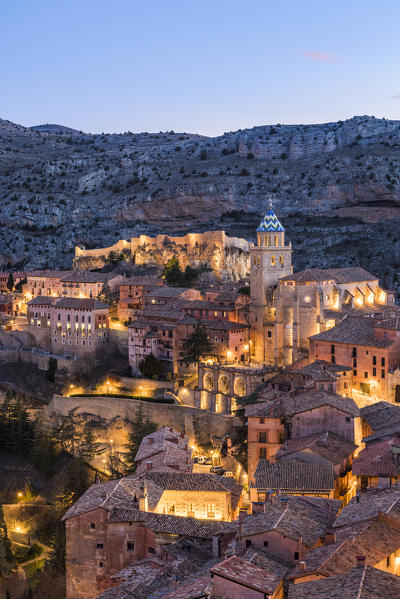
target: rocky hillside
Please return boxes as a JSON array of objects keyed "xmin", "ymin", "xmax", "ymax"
[{"xmin": 1, "ymin": 115, "xmax": 400, "ymax": 292}]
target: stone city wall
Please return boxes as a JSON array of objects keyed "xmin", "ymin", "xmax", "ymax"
[{"xmin": 46, "ymin": 395, "xmax": 240, "ymax": 445}]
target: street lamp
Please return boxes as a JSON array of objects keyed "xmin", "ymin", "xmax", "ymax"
[
  {"xmin": 139, "ymin": 385, "xmax": 143, "ymax": 398},
  {"xmin": 106, "ymin": 380, "xmax": 110, "ymax": 396}
]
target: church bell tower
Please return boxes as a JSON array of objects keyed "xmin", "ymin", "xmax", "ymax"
[{"xmin": 250, "ymin": 201, "xmax": 292, "ymax": 363}]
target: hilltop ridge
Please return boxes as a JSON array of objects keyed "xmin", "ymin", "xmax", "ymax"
[{"xmin": 1, "ymin": 114, "xmax": 400, "ymax": 294}]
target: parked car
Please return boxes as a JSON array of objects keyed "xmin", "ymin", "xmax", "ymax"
[
  {"xmin": 193, "ymin": 456, "xmax": 200, "ymax": 464},
  {"xmin": 222, "ymin": 471, "xmax": 235, "ymax": 478},
  {"xmin": 210, "ymin": 466, "xmax": 225, "ymax": 475}
]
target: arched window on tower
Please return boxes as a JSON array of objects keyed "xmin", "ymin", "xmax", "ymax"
[
  {"xmin": 275, "ymin": 235, "xmax": 278, "ymax": 247},
  {"xmin": 257, "ymin": 256, "xmax": 261, "ymax": 265},
  {"xmin": 280, "ymin": 255, "xmax": 284, "ymax": 268},
  {"xmin": 271, "ymin": 255, "xmax": 276, "ymax": 266},
  {"xmin": 264, "ymin": 235, "xmax": 269, "ymax": 246}
]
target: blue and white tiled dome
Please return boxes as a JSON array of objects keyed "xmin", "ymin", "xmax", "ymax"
[{"xmin": 256, "ymin": 201, "xmax": 285, "ymax": 232}]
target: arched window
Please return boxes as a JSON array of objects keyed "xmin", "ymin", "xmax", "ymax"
[
  {"xmin": 257, "ymin": 256, "xmax": 261, "ymax": 265},
  {"xmin": 271, "ymin": 255, "xmax": 276, "ymax": 266},
  {"xmin": 279, "ymin": 255, "xmax": 284, "ymax": 267},
  {"xmin": 275, "ymin": 235, "xmax": 278, "ymax": 247}
]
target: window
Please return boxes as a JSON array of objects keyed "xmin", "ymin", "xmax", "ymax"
[
  {"xmin": 331, "ymin": 356, "xmax": 336, "ymax": 364},
  {"xmin": 148, "ymin": 546, "xmax": 155, "ymax": 554},
  {"xmin": 353, "ymin": 370, "xmax": 357, "ymax": 376},
  {"xmin": 259, "ymin": 418, "xmax": 265, "ymax": 424},
  {"xmin": 127, "ymin": 542, "xmax": 134, "ymax": 551},
  {"xmin": 96, "ymin": 543, "xmax": 103, "ymax": 549},
  {"xmin": 382, "ymin": 357, "xmax": 386, "ymax": 367},
  {"xmin": 267, "ymin": 330, "xmax": 272, "ymax": 338},
  {"xmin": 346, "ymin": 417, "xmax": 350, "ymax": 422},
  {"xmin": 90, "ymin": 523, "xmax": 95, "ymax": 529},
  {"xmin": 387, "ymin": 555, "xmax": 391, "ymax": 567},
  {"xmin": 279, "ymin": 432, "xmax": 285, "ymax": 443},
  {"xmin": 263, "ymin": 541, "xmax": 269, "ymax": 547},
  {"xmin": 364, "ymin": 372, "xmax": 368, "ymax": 379},
  {"xmin": 271, "ymin": 255, "xmax": 276, "ymax": 266},
  {"xmin": 382, "ymin": 369, "xmax": 385, "ymax": 379},
  {"xmin": 294, "ymin": 552, "xmax": 299, "ymax": 560},
  {"xmin": 373, "ymin": 367, "xmax": 376, "ymax": 377},
  {"xmin": 331, "ymin": 344, "xmax": 335, "ymax": 354},
  {"xmin": 352, "ymin": 347, "xmax": 357, "ymax": 357},
  {"xmin": 353, "ymin": 358, "xmax": 357, "ymax": 368},
  {"xmin": 373, "ymin": 356, "xmax": 377, "ymax": 365},
  {"xmin": 99, "ymin": 562, "xmax": 103, "ymax": 568},
  {"xmin": 258, "ymin": 432, "xmax": 267, "ymax": 443},
  {"xmin": 259, "ymin": 447, "xmax": 266, "ymax": 459},
  {"xmin": 246, "ymin": 540, "xmax": 252, "ymax": 548}
]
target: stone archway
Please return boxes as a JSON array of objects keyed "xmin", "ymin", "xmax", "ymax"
[
  {"xmin": 203, "ymin": 371, "xmax": 214, "ymax": 391},
  {"xmin": 233, "ymin": 376, "xmax": 246, "ymax": 397},
  {"xmin": 218, "ymin": 374, "xmax": 231, "ymax": 395}
]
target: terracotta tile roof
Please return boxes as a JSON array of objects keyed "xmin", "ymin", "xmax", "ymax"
[
  {"xmin": 135, "ymin": 427, "xmax": 189, "ymax": 462},
  {"xmin": 210, "ymin": 555, "xmax": 281, "ymax": 595},
  {"xmin": 282, "ymin": 388, "xmax": 359, "ymax": 417},
  {"xmin": 352, "ymin": 437, "xmax": 400, "ymax": 477},
  {"xmin": 27, "ymin": 270, "xmax": 71, "ymax": 278},
  {"xmin": 333, "ymin": 487, "xmax": 400, "ymax": 528},
  {"xmin": 243, "ymin": 546, "xmax": 292, "ymax": 578},
  {"xmin": 55, "ymin": 297, "xmax": 109, "ymax": 310},
  {"xmin": 160, "ymin": 576, "xmax": 212, "ymax": 599},
  {"xmin": 309, "ymin": 316, "xmax": 392, "ymax": 348},
  {"xmin": 245, "ymin": 398, "xmax": 285, "ymax": 418},
  {"xmin": 277, "ymin": 431, "xmax": 356, "ymax": 465},
  {"xmin": 62, "ymin": 471, "xmax": 238, "ymax": 521},
  {"xmin": 251, "ymin": 460, "xmax": 335, "ymax": 493},
  {"xmin": 360, "ymin": 402, "xmax": 400, "ymax": 433},
  {"xmin": 280, "ymin": 267, "xmax": 378, "ymax": 284},
  {"xmin": 146, "ymin": 287, "xmax": 190, "ymax": 298},
  {"xmin": 135, "ymin": 446, "xmax": 192, "ymax": 475},
  {"xmin": 27, "ymin": 296, "xmax": 57, "ymax": 306},
  {"xmin": 238, "ymin": 496, "xmax": 340, "ymax": 546},
  {"xmin": 61, "ymin": 271, "xmax": 111, "ymax": 283},
  {"xmin": 144, "ymin": 471, "xmax": 231, "ymax": 494},
  {"xmin": 290, "ymin": 518, "xmax": 400, "ymax": 579},
  {"xmin": 107, "ymin": 508, "xmax": 229, "ymax": 538},
  {"xmin": 288, "ymin": 565, "xmax": 400, "ymax": 599}
]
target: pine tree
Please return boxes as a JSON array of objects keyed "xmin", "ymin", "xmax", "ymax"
[
  {"xmin": 6, "ymin": 272, "xmax": 14, "ymax": 292},
  {"xmin": 181, "ymin": 321, "xmax": 215, "ymax": 363},
  {"xmin": 138, "ymin": 353, "xmax": 163, "ymax": 379},
  {"xmin": 77, "ymin": 428, "xmax": 105, "ymax": 461}
]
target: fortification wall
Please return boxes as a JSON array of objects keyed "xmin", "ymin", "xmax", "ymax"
[
  {"xmin": 75, "ymin": 239, "xmax": 130, "ymax": 260},
  {"xmin": 74, "ymin": 231, "xmax": 249, "ymax": 280},
  {"xmin": 45, "ymin": 395, "xmax": 239, "ymax": 445}
]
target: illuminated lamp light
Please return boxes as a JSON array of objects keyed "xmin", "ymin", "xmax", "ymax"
[{"xmin": 304, "ymin": 296, "xmax": 311, "ymax": 303}]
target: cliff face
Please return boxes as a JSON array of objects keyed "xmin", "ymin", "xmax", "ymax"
[{"xmin": 1, "ymin": 114, "xmax": 400, "ymax": 292}]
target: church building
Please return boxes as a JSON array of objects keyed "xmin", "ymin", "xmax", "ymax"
[{"xmin": 249, "ymin": 203, "xmax": 395, "ymax": 368}]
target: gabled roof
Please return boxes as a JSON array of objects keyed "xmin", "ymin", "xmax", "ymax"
[
  {"xmin": 352, "ymin": 437, "xmax": 400, "ymax": 477},
  {"xmin": 309, "ymin": 316, "xmax": 391, "ymax": 348},
  {"xmin": 251, "ymin": 459, "xmax": 335, "ymax": 493},
  {"xmin": 280, "ymin": 267, "xmax": 378, "ymax": 284},
  {"xmin": 256, "ymin": 203, "xmax": 285, "ymax": 233},
  {"xmin": 27, "ymin": 296, "xmax": 57, "ymax": 306},
  {"xmin": 238, "ymin": 496, "xmax": 340, "ymax": 546},
  {"xmin": 210, "ymin": 555, "xmax": 281, "ymax": 595},
  {"xmin": 333, "ymin": 487, "xmax": 400, "ymax": 528},
  {"xmin": 360, "ymin": 401, "xmax": 400, "ymax": 432},
  {"xmin": 288, "ymin": 565, "xmax": 400, "ymax": 599},
  {"xmin": 277, "ymin": 431, "xmax": 356, "ymax": 465},
  {"xmin": 290, "ymin": 517, "xmax": 400, "ymax": 579}
]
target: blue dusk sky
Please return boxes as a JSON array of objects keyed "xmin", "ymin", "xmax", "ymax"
[{"xmin": 2, "ymin": 0, "xmax": 400, "ymax": 136}]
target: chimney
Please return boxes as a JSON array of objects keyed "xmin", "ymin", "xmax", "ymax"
[
  {"xmin": 138, "ymin": 483, "xmax": 147, "ymax": 512},
  {"xmin": 148, "ymin": 438, "xmax": 154, "ymax": 445},
  {"xmin": 238, "ymin": 512, "xmax": 244, "ymax": 536},
  {"xmin": 324, "ymin": 530, "xmax": 336, "ymax": 545},
  {"xmin": 146, "ymin": 461, "xmax": 152, "ymax": 471},
  {"xmin": 356, "ymin": 555, "xmax": 366, "ymax": 568},
  {"xmin": 299, "ymin": 561, "xmax": 306, "ymax": 572}
]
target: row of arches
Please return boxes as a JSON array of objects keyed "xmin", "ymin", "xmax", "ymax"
[
  {"xmin": 252, "ymin": 255, "xmax": 285, "ymax": 267},
  {"xmin": 203, "ymin": 372, "xmax": 246, "ymax": 396}
]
